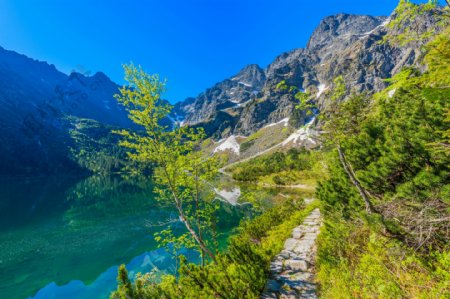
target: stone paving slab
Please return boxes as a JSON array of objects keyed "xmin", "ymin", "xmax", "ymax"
[{"xmin": 261, "ymin": 208, "xmax": 322, "ymax": 299}]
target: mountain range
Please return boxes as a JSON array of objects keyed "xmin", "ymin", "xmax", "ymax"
[
  {"xmin": 173, "ymin": 8, "xmax": 441, "ymax": 138},
  {"xmin": 0, "ymin": 6, "xmax": 442, "ymax": 175}
]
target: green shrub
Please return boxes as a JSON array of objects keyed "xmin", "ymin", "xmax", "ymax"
[{"xmin": 230, "ymin": 148, "xmax": 315, "ymax": 182}]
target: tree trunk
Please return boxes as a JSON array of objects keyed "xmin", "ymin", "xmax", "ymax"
[
  {"xmin": 178, "ymin": 210, "xmax": 217, "ymax": 263},
  {"xmin": 194, "ymin": 166, "xmax": 205, "ymax": 267},
  {"xmin": 337, "ymin": 145, "xmax": 374, "ymax": 213},
  {"xmin": 162, "ymin": 166, "xmax": 217, "ymax": 263}
]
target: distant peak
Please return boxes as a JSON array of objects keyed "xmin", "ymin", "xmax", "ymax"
[
  {"xmin": 92, "ymin": 71, "xmax": 110, "ymax": 81},
  {"xmin": 231, "ymin": 64, "xmax": 263, "ymax": 78},
  {"xmin": 230, "ymin": 64, "xmax": 266, "ymax": 90},
  {"xmin": 68, "ymin": 71, "xmax": 114, "ymax": 86},
  {"xmin": 240, "ymin": 64, "xmax": 263, "ymax": 71}
]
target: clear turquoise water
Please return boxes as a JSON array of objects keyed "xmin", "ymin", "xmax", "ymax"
[{"xmin": 0, "ymin": 175, "xmax": 261, "ymax": 299}]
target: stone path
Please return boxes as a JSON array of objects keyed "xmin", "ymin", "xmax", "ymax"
[{"xmin": 261, "ymin": 208, "xmax": 322, "ymax": 299}]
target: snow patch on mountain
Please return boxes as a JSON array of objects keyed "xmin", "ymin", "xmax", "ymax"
[
  {"xmin": 361, "ymin": 18, "xmax": 391, "ymax": 37},
  {"xmin": 282, "ymin": 118, "xmax": 317, "ymax": 147},
  {"xmin": 213, "ymin": 135, "xmax": 240, "ymax": 155},
  {"xmin": 380, "ymin": 18, "xmax": 391, "ymax": 27},
  {"xmin": 236, "ymin": 100, "xmax": 251, "ymax": 107},
  {"xmin": 264, "ymin": 117, "xmax": 290, "ymax": 128},
  {"xmin": 238, "ymin": 81, "xmax": 252, "ymax": 87},
  {"xmin": 316, "ymin": 84, "xmax": 328, "ymax": 98}
]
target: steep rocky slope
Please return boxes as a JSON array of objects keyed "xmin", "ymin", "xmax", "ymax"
[
  {"xmin": 172, "ymin": 64, "xmax": 266, "ymax": 136},
  {"xmin": 174, "ymin": 7, "xmax": 443, "ymax": 139}
]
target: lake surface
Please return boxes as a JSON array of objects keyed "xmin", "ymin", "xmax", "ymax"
[{"xmin": 0, "ymin": 175, "xmax": 277, "ymax": 299}]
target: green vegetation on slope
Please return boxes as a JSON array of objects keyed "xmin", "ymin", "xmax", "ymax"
[
  {"xmin": 229, "ymin": 148, "xmax": 325, "ymax": 186},
  {"xmin": 67, "ymin": 117, "xmax": 129, "ymax": 174}
]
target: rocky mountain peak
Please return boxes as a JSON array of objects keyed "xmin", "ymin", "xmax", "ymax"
[
  {"xmin": 172, "ymin": 64, "xmax": 267, "ymax": 129},
  {"xmin": 92, "ymin": 71, "xmax": 110, "ymax": 80},
  {"xmin": 230, "ymin": 64, "xmax": 266, "ymax": 90},
  {"xmin": 306, "ymin": 14, "xmax": 387, "ymax": 51}
]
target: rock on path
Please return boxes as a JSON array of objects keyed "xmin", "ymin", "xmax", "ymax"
[{"xmin": 261, "ymin": 208, "xmax": 322, "ymax": 299}]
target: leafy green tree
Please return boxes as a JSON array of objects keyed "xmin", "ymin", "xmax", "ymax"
[
  {"xmin": 114, "ymin": 64, "xmax": 219, "ymax": 264},
  {"xmin": 294, "ymin": 90, "xmax": 316, "ymax": 116}
]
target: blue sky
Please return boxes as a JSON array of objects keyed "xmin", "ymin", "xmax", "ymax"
[{"xmin": 0, "ymin": 0, "xmax": 442, "ymax": 102}]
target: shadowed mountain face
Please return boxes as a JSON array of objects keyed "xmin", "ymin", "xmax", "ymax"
[
  {"xmin": 0, "ymin": 47, "xmax": 132, "ymax": 174},
  {"xmin": 173, "ymin": 8, "xmax": 442, "ymax": 138}
]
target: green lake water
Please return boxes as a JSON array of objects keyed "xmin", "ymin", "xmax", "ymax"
[{"xmin": 0, "ymin": 175, "xmax": 277, "ymax": 299}]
